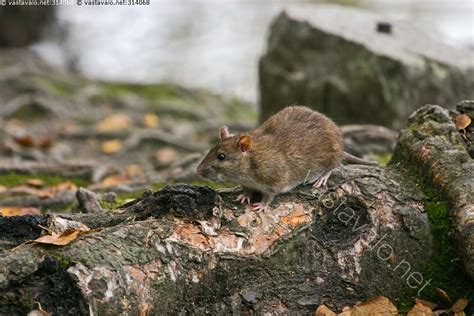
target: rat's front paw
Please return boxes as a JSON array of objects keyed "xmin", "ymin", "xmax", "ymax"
[
  {"xmin": 236, "ymin": 193, "xmax": 251, "ymax": 204},
  {"xmin": 251, "ymin": 202, "xmax": 267, "ymax": 212}
]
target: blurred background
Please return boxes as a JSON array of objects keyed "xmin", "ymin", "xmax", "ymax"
[
  {"xmin": 0, "ymin": 0, "xmax": 472, "ymax": 212},
  {"xmin": 30, "ymin": 0, "xmax": 474, "ymax": 103}
]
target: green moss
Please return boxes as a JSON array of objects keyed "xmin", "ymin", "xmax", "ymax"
[
  {"xmin": 0, "ymin": 173, "xmax": 89, "ymax": 188},
  {"xmin": 102, "ymin": 82, "xmax": 181, "ymax": 102},
  {"xmin": 8, "ymin": 102, "xmax": 50, "ymax": 120},
  {"xmin": 375, "ymin": 153, "xmax": 392, "ymax": 166},
  {"xmin": 223, "ymin": 99, "xmax": 258, "ymax": 123},
  {"xmin": 151, "ymin": 183, "xmax": 166, "ymax": 190},
  {"xmin": 419, "ymin": 198, "xmax": 472, "ymax": 301},
  {"xmin": 48, "ymin": 253, "xmax": 73, "ymax": 269},
  {"xmin": 391, "ymin": 165, "xmax": 474, "ymax": 312},
  {"xmin": 49, "ymin": 80, "xmax": 74, "ymax": 97},
  {"xmin": 99, "ymin": 191, "xmax": 143, "ymax": 210}
]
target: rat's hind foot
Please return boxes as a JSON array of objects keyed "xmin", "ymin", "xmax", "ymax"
[
  {"xmin": 236, "ymin": 193, "xmax": 251, "ymax": 204},
  {"xmin": 251, "ymin": 202, "xmax": 267, "ymax": 212},
  {"xmin": 312, "ymin": 170, "xmax": 332, "ymax": 188}
]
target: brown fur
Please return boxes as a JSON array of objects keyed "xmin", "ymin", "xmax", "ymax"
[{"xmin": 196, "ymin": 106, "xmax": 344, "ymax": 206}]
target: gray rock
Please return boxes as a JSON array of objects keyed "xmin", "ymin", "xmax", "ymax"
[
  {"xmin": 259, "ymin": 5, "xmax": 474, "ymax": 129},
  {"xmin": 0, "ymin": 7, "xmax": 55, "ymax": 47}
]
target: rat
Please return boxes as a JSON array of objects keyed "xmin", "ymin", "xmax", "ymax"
[{"xmin": 196, "ymin": 105, "xmax": 377, "ymax": 212}]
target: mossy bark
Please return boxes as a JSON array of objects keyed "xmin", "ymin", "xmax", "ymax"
[
  {"xmin": 1, "ymin": 104, "xmax": 473, "ymax": 315},
  {"xmin": 390, "ymin": 103, "xmax": 474, "ymax": 281}
]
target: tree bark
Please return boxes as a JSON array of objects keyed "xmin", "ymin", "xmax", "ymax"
[{"xmin": 0, "ymin": 104, "xmax": 472, "ymax": 315}]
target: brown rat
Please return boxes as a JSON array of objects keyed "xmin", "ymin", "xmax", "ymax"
[{"xmin": 196, "ymin": 105, "xmax": 377, "ymax": 212}]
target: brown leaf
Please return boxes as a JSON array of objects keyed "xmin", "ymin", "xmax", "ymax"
[
  {"xmin": 153, "ymin": 147, "xmax": 177, "ymax": 169},
  {"xmin": 0, "ymin": 207, "xmax": 41, "ymax": 216},
  {"xmin": 33, "ymin": 230, "xmax": 81, "ymax": 246},
  {"xmin": 143, "ymin": 113, "xmax": 160, "ymax": 128},
  {"xmin": 455, "ymin": 114, "xmax": 472, "ymax": 130},
  {"xmin": 337, "ymin": 307, "xmax": 352, "ymax": 316},
  {"xmin": 37, "ymin": 137, "xmax": 53, "ymax": 149},
  {"xmin": 415, "ymin": 298, "xmax": 437, "ymax": 310},
  {"xmin": 315, "ymin": 304, "xmax": 337, "ymax": 316},
  {"xmin": 435, "ymin": 288, "xmax": 452, "ymax": 307},
  {"xmin": 96, "ymin": 114, "xmax": 132, "ymax": 132},
  {"xmin": 7, "ymin": 181, "xmax": 77, "ymax": 199},
  {"xmin": 32, "ymin": 228, "xmax": 101, "ymax": 246},
  {"xmin": 450, "ymin": 298, "xmax": 469, "ymax": 313},
  {"xmin": 351, "ymin": 296, "xmax": 398, "ymax": 316},
  {"xmin": 101, "ymin": 139, "xmax": 123, "ymax": 154},
  {"xmin": 14, "ymin": 135, "xmax": 34, "ymax": 147},
  {"xmin": 8, "ymin": 185, "xmax": 53, "ymax": 199},
  {"xmin": 26, "ymin": 179, "xmax": 45, "ymax": 188},
  {"xmin": 53, "ymin": 181, "xmax": 77, "ymax": 192},
  {"xmin": 11, "ymin": 133, "xmax": 53, "ymax": 150},
  {"xmin": 100, "ymin": 174, "xmax": 132, "ymax": 187},
  {"xmin": 125, "ymin": 164, "xmax": 143, "ymax": 176},
  {"xmin": 408, "ymin": 301, "xmax": 433, "ymax": 316}
]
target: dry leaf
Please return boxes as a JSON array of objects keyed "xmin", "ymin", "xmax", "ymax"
[
  {"xmin": 100, "ymin": 174, "xmax": 132, "ymax": 187},
  {"xmin": 337, "ymin": 307, "xmax": 352, "ymax": 316},
  {"xmin": 37, "ymin": 137, "xmax": 53, "ymax": 149},
  {"xmin": 33, "ymin": 230, "xmax": 81, "ymax": 246},
  {"xmin": 351, "ymin": 296, "xmax": 398, "ymax": 316},
  {"xmin": 143, "ymin": 113, "xmax": 160, "ymax": 128},
  {"xmin": 455, "ymin": 114, "xmax": 471, "ymax": 130},
  {"xmin": 415, "ymin": 298, "xmax": 437, "ymax": 310},
  {"xmin": 6, "ymin": 119, "xmax": 24, "ymax": 131},
  {"xmin": 7, "ymin": 181, "xmax": 77, "ymax": 199},
  {"xmin": 0, "ymin": 207, "xmax": 41, "ymax": 216},
  {"xmin": 96, "ymin": 113, "xmax": 132, "ymax": 132},
  {"xmin": 0, "ymin": 185, "xmax": 7, "ymax": 193},
  {"xmin": 316, "ymin": 304, "xmax": 337, "ymax": 316},
  {"xmin": 153, "ymin": 147, "xmax": 177, "ymax": 169},
  {"xmin": 408, "ymin": 301, "xmax": 433, "ymax": 316},
  {"xmin": 8, "ymin": 185, "xmax": 54, "ymax": 199},
  {"xmin": 101, "ymin": 139, "xmax": 123, "ymax": 154},
  {"xmin": 14, "ymin": 135, "xmax": 34, "ymax": 147},
  {"xmin": 435, "ymin": 288, "xmax": 452, "ymax": 307},
  {"xmin": 450, "ymin": 298, "xmax": 469, "ymax": 313},
  {"xmin": 32, "ymin": 227, "xmax": 101, "ymax": 247},
  {"xmin": 26, "ymin": 179, "xmax": 45, "ymax": 188},
  {"xmin": 53, "ymin": 181, "xmax": 77, "ymax": 192},
  {"xmin": 12, "ymin": 134, "xmax": 53, "ymax": 149},
  {"xmin": 125, "ymin": 164, "xmax": 143, "ymax": 176}
]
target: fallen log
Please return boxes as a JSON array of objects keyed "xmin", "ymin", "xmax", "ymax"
[{"xmin": 0, "ymin": 104, "xmax": 472, "ymax": 315}]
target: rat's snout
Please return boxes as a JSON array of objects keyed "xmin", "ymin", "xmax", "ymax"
[
  {"xmin": 196, "ymin": 164, "xmax": 216, "ymax": 180},
  {"xmin": 196, "ymin": 164, "xmax": 205, "ymax": 176}
]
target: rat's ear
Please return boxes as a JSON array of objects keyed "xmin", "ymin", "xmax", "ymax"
[
  {"xmin": 238, "ymin": 135, "xmax": 252, "ymax": 153},
  {"xmin": 219, "ymin": 126, "xmax": 234, "ymax": 140}
]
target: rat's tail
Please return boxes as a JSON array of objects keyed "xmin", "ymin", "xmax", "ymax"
[{"xmin": 342, "ymin": 152, "xmax": 378, "ymax": 166}]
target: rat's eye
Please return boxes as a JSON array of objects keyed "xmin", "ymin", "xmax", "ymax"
[{"xmin": 217, "ymin": 153, "xmax": 226, "ymax": 161}]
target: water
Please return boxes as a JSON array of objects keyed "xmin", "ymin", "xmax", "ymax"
[{"xmin": 34, "ymin": 0, "xmax": 474, "ymax": 103}]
